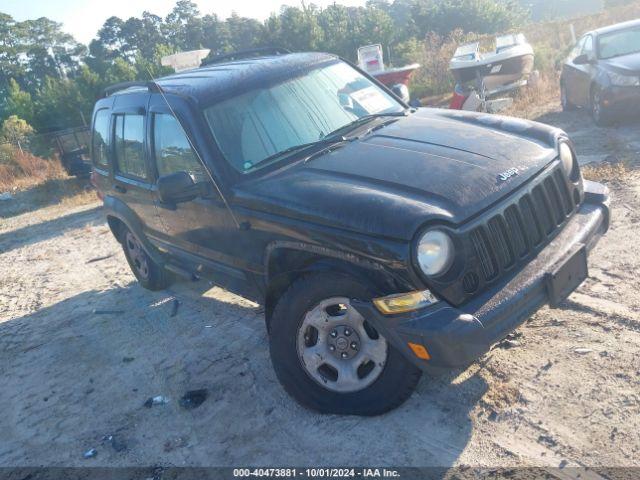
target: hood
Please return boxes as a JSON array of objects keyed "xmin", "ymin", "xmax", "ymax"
[
  {"xmin": 233, "ymin": 108, "xmax": 561, "ymax": 241},
  {"xmin": 601, "ymin": 51, "xmax": 640, "ymax": 75}
]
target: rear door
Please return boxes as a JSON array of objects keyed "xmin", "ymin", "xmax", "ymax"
[{"xmin": 110, "ymin": 95, "xmax": 164, "ymax": 238}]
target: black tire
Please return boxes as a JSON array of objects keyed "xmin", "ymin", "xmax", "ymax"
[
  {"xmin": 591, "ymin": 87, "xmax": 612, "ymax": 126},
  {"xmin": 560, "ymin": 82, "xmax": 576, "ymax": 111},
  {"xmin": 121, "ymin": 227, "xmax": 173, "ymax": 291},
  {"xmin": 269, "ymin": 272, "xmax": 422, "ymax": 416}
]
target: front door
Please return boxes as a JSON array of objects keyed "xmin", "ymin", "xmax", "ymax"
[
  {"xmin": 147, "ymin": 97, "xmax": 251, "ymax": 294},
  {"xmin": 573, "ymin": 34, "xmax": 596, "ymax": 106}
]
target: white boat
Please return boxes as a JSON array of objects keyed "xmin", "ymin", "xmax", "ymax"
[{"xmin": 449, "ymin": 33, "xmax": 534, "ymax": 94}]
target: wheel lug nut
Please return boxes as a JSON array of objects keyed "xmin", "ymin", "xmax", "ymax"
[
  {"xmin": 330, "ymin": 330, "xmax": 338, "ymax": 338},
  {"xmin": 344, "ymin": 329, "xmax": 351, "ymax": 336},
  {"xmin": 329, "ymin": 345, "xmax": 336, "ymax": 351},
  {"xmin": 341, "ymin": 352, "xmax": 348, "ymax": 359},
  {"xmin": 350, "ymin": 342, "xmax": 358, "ymax": 350}
]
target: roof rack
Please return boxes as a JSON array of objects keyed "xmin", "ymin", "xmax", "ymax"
[
  {"xmin": 102, "ymin": 81, "xmax": 164, "ymax": 98},
  {"xmin": 202, "ymin": 47, "xmax": 291, "ymax": 66}
]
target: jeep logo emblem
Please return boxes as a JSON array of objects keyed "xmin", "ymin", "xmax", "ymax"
[{"xmin": 498, "ymin": 167, "xmax": 519, "ymax": 182}]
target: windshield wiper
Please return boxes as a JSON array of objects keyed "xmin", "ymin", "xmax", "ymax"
[
  {"xmin": 325, "ymin": 110, "xmax": 410, "ymax": 138},
  {"xmin": 252, "ymin": 135, "xmax": 349, "ymax": 168}
]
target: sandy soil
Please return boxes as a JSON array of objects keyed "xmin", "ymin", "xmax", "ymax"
[{"xmin": 0, "ymin": 105, "xmax": 639, "ymax": 469}]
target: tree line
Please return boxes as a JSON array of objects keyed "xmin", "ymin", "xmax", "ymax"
[{"xmin": 0, "ymin": 0, "xmax": 528, "ymax": 134}]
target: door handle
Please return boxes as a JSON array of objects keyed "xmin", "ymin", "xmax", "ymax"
[{"xmin": 113, "ymin": 184, "xmax": 127, "ymax": 193}]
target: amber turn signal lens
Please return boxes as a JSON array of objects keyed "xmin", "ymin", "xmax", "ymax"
[
  {"xmin": 372, "ymin": 290, "xmax": 437, "ymax": 315},
  {"xmin": 408, "ymin": 342, "xmax": 431, "ymax": 360}
]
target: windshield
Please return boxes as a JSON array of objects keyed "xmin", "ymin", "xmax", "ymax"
[
  {"xmin": 598, "ymin": 26, "xmax": 640, "ymax": 59},
  {"xmin": 203, "ymin": 60, "xmax": 404, "ymax": 173}
]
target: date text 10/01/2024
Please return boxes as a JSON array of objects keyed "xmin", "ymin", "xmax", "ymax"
[{"xmin": 233, "ymin": 468, "xmax": 401, "ymax": 478}]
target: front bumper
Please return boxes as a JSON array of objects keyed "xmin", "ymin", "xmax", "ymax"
[
  {"xmin": 602, "ymin": 85, "xmax": 640, "ymax": 117},
  {"xmin": 354, "ymin": 180, "xmax": 610, "ymax": 372}
]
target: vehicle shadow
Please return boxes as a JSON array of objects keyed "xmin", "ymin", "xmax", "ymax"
[
  {"xmin": 0, "ymin": 177, "xmax": 92, "ymax": 220},
  {"xmin": 0, "ymin": 204, "xmax": 102, "ymax": 254},
  {"xmin": 0, "ymin": 280, "xmax": 485, "ymax": 467}
]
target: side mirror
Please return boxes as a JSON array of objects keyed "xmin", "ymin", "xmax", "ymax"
[
  {"xmin": 573, "ymin": 54, "xmax": 591, "ymax": 65},
  {"xmin": 157, "ymin": 171, "xmax": 198, "ymax": 204}
]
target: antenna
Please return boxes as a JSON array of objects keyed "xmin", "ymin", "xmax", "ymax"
[{"xmin": 145, "ymin": 66, "xmax": 241, "ymax": 229}]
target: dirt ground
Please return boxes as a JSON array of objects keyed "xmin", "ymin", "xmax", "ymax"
[{"xmin": 0, "ymin": 103, "xmax": 639, "ymax": 469}]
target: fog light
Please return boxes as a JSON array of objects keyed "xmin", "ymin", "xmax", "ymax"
[{"xmin": 373, "ymin": 290, "xmax": 437, "ymax": 315}]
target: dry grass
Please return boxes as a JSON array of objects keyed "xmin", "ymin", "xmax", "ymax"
[
  {"xmin": 582, "ymin": 161, "xmax": 630, "ymax": 183},
  {"xmin": 0, "ymin": 146, "xmax": 67, "ymax": 192},
  {"xmin": 0, "ymin": 144, "xmax": 97, "ymax": 218},
  {"xmin": 503, "ymin": 73, "xmax": 560, "ymax": 119}
]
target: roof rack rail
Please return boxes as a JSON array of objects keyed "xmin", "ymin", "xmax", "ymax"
[
  {"xmin": 102, "ymin": 81, "xmax": 163, "ymax": 98},
  {"xmin": 202, "ymin": 47, "xmax": 291, "ymax": 66}
]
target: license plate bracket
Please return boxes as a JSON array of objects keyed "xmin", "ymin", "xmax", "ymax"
[{"xmin": 545, "ymin": 244, "xmax": 588, "ymax": 307}]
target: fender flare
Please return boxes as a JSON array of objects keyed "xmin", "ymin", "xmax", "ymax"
[{"xmin": 103, "ymin": 195, "xmax": 165, "ymax": 266}]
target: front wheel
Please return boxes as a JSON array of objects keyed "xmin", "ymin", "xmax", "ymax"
[
  {"xmin": 591, "ymin": 88, "xmax": 612, "ymax": 126},
  {"xmin": 269, "ymin": 272, "xmax": 422, "ymax": 415}
]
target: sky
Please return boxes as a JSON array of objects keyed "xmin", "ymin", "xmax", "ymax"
[{"xmin": 1, "ymin": 0, "xmax": 367, "ymax": 45}]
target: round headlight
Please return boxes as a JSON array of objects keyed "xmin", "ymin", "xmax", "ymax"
[
  {"xmin": 559, "ymin": 141, "xmax": 577, "ymax": 179},
  {"xmin": 417, "ymin": 230, "xmax": 454, "ymax": 277}
]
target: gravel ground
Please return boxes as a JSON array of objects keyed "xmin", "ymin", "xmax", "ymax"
[{"xmin": 0, "ymin": 105, "xmax": 639, "ymax": 468}]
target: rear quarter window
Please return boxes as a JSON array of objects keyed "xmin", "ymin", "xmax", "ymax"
[{"xmin": 92, "ymin": 109, "xmax": 110, "ymax": 169}]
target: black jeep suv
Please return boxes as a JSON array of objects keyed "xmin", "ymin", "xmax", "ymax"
[{"xmin": 91, "ymin": 51, "xmax": 610, "ymax": 415}]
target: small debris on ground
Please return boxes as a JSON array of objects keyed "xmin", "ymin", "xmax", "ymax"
[
  {"xmin": 86, "ymin": 254, "xmax": 114, "ymax": 264},
  {"xmin": 537, "ymin": 434, "xmax": 558, "ymax": 448},
  {"xmin": 179, "ymin": 389, "xmax": 208, "ymax": 410},
  {"xmin": 93, "ymin": 309, "xmax": 125, "ymax": 315},
  {"xmin": 170, "ymin": 299, "xmax": 180, "ymax": 317},
  {"xmin": 101, "ymin": 434, "xmax": 127, "ymax": 452},
  {"xmin": 499, "ymin": 339, "xmax": 521, "ymax": 349},
  {"xmin": 163, "ymin": 436, "xmax": 188, "ymax": 452},
  {"xmin": 83, "ymin": 448, "xmax": 97, "ymax": 459},
  {"xmin": 574, "ymin": 348, "xmax": 593, "ymax": 354},
  {"xmin": 122, "ymin": 357, "xmax": 135, "ymax": 363},
  {"xmin": 143, "ymin": 395, "xmax": 170, "ymax": 408}
]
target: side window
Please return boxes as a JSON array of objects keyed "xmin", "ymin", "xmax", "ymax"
[
  {"xmin": 114, "ymin": 114, "xmax": 147, "ymax": 179},
  {"xmin": 92, "ymin": 109, "xmax": 110, "ymax": 169},
  {"xmin": 152, "ymin": 113, "xmax": 204, "ymax": 180},
  {"xmin": 582, "ymin": 35, "xmax": 594, "ymax": 57}
]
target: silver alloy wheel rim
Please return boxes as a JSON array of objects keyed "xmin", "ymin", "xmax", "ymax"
[
  {"xmin": 125, "ymin": 231, "xmax": 150, "ymax": 280},
  {"xmin": 296, "ymin": 297, "xmax": 388, "ymax": 393}
]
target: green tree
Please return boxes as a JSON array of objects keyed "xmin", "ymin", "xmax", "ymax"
[
  {"xmin": 2, "ymin": 79, "xmax": 35, "ymax": 124},
  {"xmin": 0, "ymin": 115, "xmax": 35, "ymax": 144}
]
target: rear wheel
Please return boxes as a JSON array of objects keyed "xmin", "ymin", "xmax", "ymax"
[
  {"xmin": 269, "ymin": 272, "xmax": 422, "ymax": 415},
  {"xmin": 121, "ymin": 228, "xmax": 173, "ymax": 291},
  {"xmin": 591, "ymin": 87, "xmax": 612, "ymax": 126}
]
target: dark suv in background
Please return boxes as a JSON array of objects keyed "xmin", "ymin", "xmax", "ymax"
[
  {"xmin": 561, "ymin": 19, "xmax": 640, "ymax": 125},
  {"xmin": 91, "ymin": 51, "xmax": 610, "ymax": 415}
]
